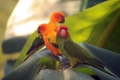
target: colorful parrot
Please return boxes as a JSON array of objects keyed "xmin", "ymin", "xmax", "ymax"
[
  {"xmin": 23, "ymin": 12, "xmax": 65, "ymax": 61},
  {"xmin": 56, "ymin": 26, "xmax": 115, "ymax": 76},
  {"xmin": 38, "ymin": 24, "xmax": 61, "ymax": 56}
]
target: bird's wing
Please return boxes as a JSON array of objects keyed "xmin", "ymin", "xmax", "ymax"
[
  {"xmin": 26, "ymin": 34, "xmax": 44, "ymax": 55},
  {"xmin": 48, "ymin": 34, "xmax": 59, "ymax": 48},
  {"xmin": 64, "ymin": 40, "xmax": 93, "ymax": 59}
]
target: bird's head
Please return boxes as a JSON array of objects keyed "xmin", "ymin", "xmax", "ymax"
[
  {"xmin": 50, "ymin": 12, "xmax": 65, "ymax": 23},
  {"xmin": 57, "ymin": 26, "xmax": 69, "ymax": 38}
]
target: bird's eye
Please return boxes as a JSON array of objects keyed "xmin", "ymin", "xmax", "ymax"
[{"xmin": 59, "ymin": 15, "xmax": 63, "ymax": 18}]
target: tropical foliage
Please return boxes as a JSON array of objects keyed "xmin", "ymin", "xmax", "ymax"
[{"xmin": 2, "ymin": 0, "xmax": 120, "ymax": 80}]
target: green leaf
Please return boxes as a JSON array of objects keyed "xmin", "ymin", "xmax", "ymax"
[
  {"xmin": 79, "ymin": 43, "xmax": 120, "ymax": 78},
  {"xmin": 73, "ymin": 65, "xmax": 95, "ymax": 76},
  {"xmin": 34, "ymin": 69, "xmax": 62, "ymax": 80},
  {"xmin": 37, "ymin": 56, "xmax": 59, "ymax": 70},
  {"xmin": 3, "ymin": 46, "xmax": 119, "ymax": 80},
  {"xmin": 90, "ymin": 66, "xmax": 120, "ymax": 80},
  {"xmin": 34, "ymin": 69, "xmax": 95, "ymax": 80},
  {"xmin": 2, "ymin": 49, "xmax": 95, "ymax": 80},
  {"xmin": 2, "ymin": 51, "xmax": 41, "ymax": 80},
  {"xmin": 63, "ymin": 69, "xmax": 94, "ymax": 80},
  {"xmin": 64, "ymin": 0, "xmax": 120, "ymax": 48},
  {"xmin": 2, "ymin": 48, "xmax": 59, "ymax": 80}
]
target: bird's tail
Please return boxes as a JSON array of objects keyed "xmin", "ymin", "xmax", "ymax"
[{"xmin": 22, "ymin": 49, "xmax": 37, "ymax": 63}]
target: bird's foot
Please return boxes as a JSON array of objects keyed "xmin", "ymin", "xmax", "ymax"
[{"xmin": 57, "ymin": 55, "xmax": 70, "ymax": 69}]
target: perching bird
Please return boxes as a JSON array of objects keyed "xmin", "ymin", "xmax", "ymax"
[
  {"xmin": 23, "ymin": 12, "xmax": 65, "ymax": 61},
  {"xmin": 38, "ymin": 24, "xmax": 61, "ymax": 56},
  {"xmin": 56, "ymin": 26, "xmax": 115, "ymax": 76}
]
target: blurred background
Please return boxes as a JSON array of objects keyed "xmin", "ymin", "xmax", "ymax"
[
  {"xmin": 0, "ymin": 0, "xmax": 18, "ymax": 78},
  {"xmin": 1, "ymin": 0, "xmax": 120, "ymax": 79}
]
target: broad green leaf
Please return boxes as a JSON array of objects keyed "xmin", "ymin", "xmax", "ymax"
[
  {"xmin": 63, "ymin": 69, "xmax": 94, "ymax": 80},
  {"xmin": 64, "ymin": 0, "xmax": 120, "ymax": 48},
  {"xmin": 3, "ymin": 44, "xmax": 120, "ymax": 80},
  {"xmin": 34, "ymin": 69, "xmax": 62, "ymax": 80},
  {"xmin": 90, "ymin": 66, "xmax": 120, "ymax": 80},
  {"xmin": 37, "ymin": 57, "xmax": 59, "ymax": 70},
  {"xmin": 2, "ymin": 51, "xmax": 41, "ymax": 80},
  {"xmin": 73, "ymin": 65, "xmax": 95, "ymax": 76},
  {"xmin": 102, "ymin": 18, "xmax": 120, "ymax": 53},
  {"xmin": 2, "ymin": 49, "xmax": 95, "ymax": 80},
  {"xmin": 2, "ymin": 48, "xmax": 59, "ymax": 80},
  {"xmin": 79, "ymin": 43, "xmax": 120, "ymax": 78},
  {"xmin": 34, "ymin": 69, "xmax": 95, "ymax": 80}
]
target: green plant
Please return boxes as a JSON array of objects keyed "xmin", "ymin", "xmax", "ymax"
[{"xmin": 2, "ymin": 0, "xmax": 120, "ymax": 80}]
